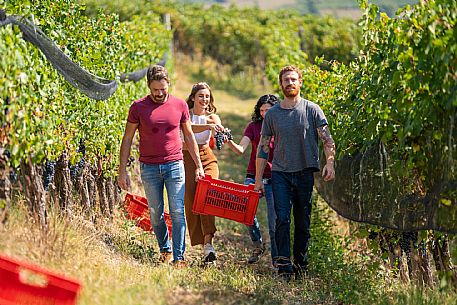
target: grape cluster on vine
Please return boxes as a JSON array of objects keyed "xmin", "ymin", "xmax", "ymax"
[
  {"xmin": 43, "ymin": 160, "xmax": 56, "ymax": 191},
  {"xmin": 4, "ymin": 96, "xmax": 9, "ymax": 116},
  {"xmin": 3, "ymin": 149, "xmax": 10, "ymax": 159},
  {"xmin": 214, "ymin": 130, "xmax": 233, "ymax": 150},
  {"xmin": 77, "ymin": 138, "xmax": 86, "ymax": 155},
  {"xmin": 399, "ymin": 231, "xmax": 418, "ymax": 259},
  {"xmin": 69, "ymin": 139, "xmax": 87, "ymax": 182},
  {"xmin": 9, "ymin": 169, "xmax": 17, "ymax": 183},
  {"xmin": 69, "ymin": 158, "xmax": 86, "ymax": 182}
]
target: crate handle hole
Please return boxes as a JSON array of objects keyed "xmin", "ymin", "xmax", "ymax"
[{"xmin": 19, "ymin": 267, "xmax": 49, "ymax": 288}]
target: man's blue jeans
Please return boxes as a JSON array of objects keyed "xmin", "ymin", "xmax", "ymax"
[
  {"xmin": 272, "ymin": 170, "xmax": 314, "ymax": 273},
  {"xmin": 140, "ymin": 160, "xmax": 186, "ymax": 261},
  {"xmin": 244, "ymin": 177, "xmax": 278, "ymax": 262}
]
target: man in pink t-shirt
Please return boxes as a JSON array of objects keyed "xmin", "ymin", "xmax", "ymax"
[{"xmin": 118, "ymin": 65, "xmax": 204, "ymax": 266}]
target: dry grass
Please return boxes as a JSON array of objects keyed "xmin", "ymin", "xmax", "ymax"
[
  {"xmin": 2, "ymin": 174, "xmax": 455, "ymax": 305},
  {"xmin": 0, "ymin": 199, "xmax": 306, "ymax": 305},
  {"xmin": 0, "ymin": 205, "xmax": 168, "ymax": 305}
]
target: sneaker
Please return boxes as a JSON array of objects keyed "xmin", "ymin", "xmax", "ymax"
[
  {"xmin": 277, "ymin": 269, "xmax": 294, "ymax": 282},
  {"xmin": 247, "ymin": 243, "xmax": 265, "ymax": 264},
  {"xmin": 158, "ymin": 251, "xmax": 173, "ymax": 264},
  {"xmin": 276, "ymin": 257, "xmax": 294, "ymax": 282},
  {"xmin": 278, "ymin": 272, "xmax": 294, "ymax": 283},
  {"xmin": 293, "ymin": 264, "xmax": 308, "ymax": 281},
  {"xmin": 203, "ymin": 243, "xmax": 217, "ymax": 263},
  {"xmin": 172, "ymin": 260, "xmax": 188, "ymax": 269},
  {"xmin": 272, "ymin": 257, "xmax": 279, "ymax": 270}
]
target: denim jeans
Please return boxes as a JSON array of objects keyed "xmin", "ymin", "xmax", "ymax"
[
  {"xmin": 140, "ymin": 160, "xmax": 186, "ymax": 261},
  {"xmin": 244, "ymin": 177, "xmax": 278, "ymax": 262},
  {"xmin": 272, "ymin": 170, "xmax": 314, "ymax": 273}
]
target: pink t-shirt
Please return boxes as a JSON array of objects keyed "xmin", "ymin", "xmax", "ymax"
[
  {"xmin": 127, "ymin": 95, "xmax": 190, "ymax": 164},
  {"xmin": 243, "ymin": 121, "xmax": 274, "ymax": 178}
]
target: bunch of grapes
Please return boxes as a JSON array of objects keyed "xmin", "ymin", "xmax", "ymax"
[
  {"xmin": 0, "ymin": 9, "xmax": 6, "ymax": 22},
  {"xmin": 399, "ymin": 231, "xmax": 417, "ymax": 259},
  {"xmin": 78, "ymin": 157, "xmax": 85, "ymax": 169},
  {"xmin": 9, "ymin": 168, "xmax": 17, "ymax": 183},
  {"xmin": 43, "ymin": 160, "xmax": 56, "ymax": 191},
  {"xmin": 3, "ymin": 149, "xmax": 10, "ymax": 159},
  {"xmin": 69, "ymin": 161, "xmax": 80, "ymax": 180},
  {"xmin": 69, "ymin": 157, "xmax": 86, "ymax": 182},
  {"xmin": 4, "ymin": 96, "xmax": 10, "ymax": 116},
  {"xmin": 214, "ymin": 130, "xmax": 233, "ymax": 150},
  {"xmin": 77, "ymin": 138, "xmax": 86, "ymax": 155},
  {"xmin": 69, "ymin": 138, "xmax": 87, "ymax": 182}
]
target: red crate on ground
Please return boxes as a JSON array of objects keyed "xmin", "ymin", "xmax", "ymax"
[
  {"xmin": 0, "ymin": 254, "xmax": 81, "ymax": 305},
  {"xmin": 123, "ymin": 193, "xmax": 172, "ymax": 239},
  {"xmin": 192, "ymin": 174, "xmax": 260, "ymax": 226}
]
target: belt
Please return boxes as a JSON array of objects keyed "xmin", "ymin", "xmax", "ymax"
[{"xmin": 246, "ymin": 173, "xmax": 271, "ymax": 185}]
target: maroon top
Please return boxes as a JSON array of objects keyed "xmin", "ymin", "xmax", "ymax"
[
  {"xmin": 243, "ymin": 121, "xmax": 274, "ymax": 178},
  {"xmin": 127, "ymin": 95, "xmax": 190, "ymax": 164}
]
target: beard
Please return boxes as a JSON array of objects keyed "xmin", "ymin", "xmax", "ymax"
[
  {"xmin": 151, "ymin": 93, "xmax": 167, "ymax": 103},
  {"xmin": 281, "ymin": 84, "xmax": 300, "ymax": 98}
]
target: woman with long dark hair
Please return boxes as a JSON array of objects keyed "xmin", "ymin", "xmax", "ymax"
[{"xmin": 227, "ymin": 94, "xmax": 279, "ymax": 266}]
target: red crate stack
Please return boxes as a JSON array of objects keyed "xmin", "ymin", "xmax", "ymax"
[
  {"xmin": 0, "ymin": 255, "xmax": 81, "ymax": 305},
  {"xmin": 192, "ymin": 174, "xmax": 260, "ymax": 226},
  {"xmin": 124, "ymin": 193, "xmax": 172, "ymax": 239}
]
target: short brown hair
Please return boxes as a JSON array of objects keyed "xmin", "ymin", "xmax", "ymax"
[
  {"xmin": 147, "ymin": 65, "xmax": 170, "ymax": 85},
  {"xmin": 279, "ymin": 65, "xmax": 302, "ymax": 84}
]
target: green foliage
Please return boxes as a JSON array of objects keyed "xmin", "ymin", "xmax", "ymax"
[
  {"xmin": 82, "ymin": 0, "xmax": 360, "ymax": 75},
  {"xmin": 300, "ymin": 15, "xmax": 360, "ymax": 64},
  {"xmin": 297, "ymin": 0, "xmax": 417, "ymax": 16},
  {"xmin": 309, "ymin": 198, "xmax": 385, "ymax": 304},
  {"xmin": 0, "ymin": 0, "xmax": 171, "ymax": 173},
  {"xmin": 377, "ymin": 286, "xmax": 457, "ymax": 305},
  {"xmin": 285, "ymin": 0, "xmax": 456, "ymax": 193}
]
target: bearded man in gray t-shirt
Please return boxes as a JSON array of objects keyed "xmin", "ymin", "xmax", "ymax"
[{"xmin": 254, "ymin": 65, "xmax": 336, "ymax": 281}]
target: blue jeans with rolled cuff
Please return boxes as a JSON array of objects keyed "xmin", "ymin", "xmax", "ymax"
[
  {"xmin": 272, "ymin": 169, "xmax": 314, "ymax": 274},
  {"xmin": 244, "ymin": 176, "xmax": 278, "ymax": 262},
  {"xmin": 140, "ymin": 160, "xmax": 186, "ymax": 261}
]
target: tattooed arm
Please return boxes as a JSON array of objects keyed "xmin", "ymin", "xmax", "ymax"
[
  {"xmin": 254, "ymin": 135, "xmax": 272, "ymax": 193},
  {"xmin": 317, "ymin": 125, "xmax": 336, "ymax": 181}
]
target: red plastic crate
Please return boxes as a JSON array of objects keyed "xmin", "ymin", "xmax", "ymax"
[
  {"xmin": 192, "ymin": 174, "xmax": 260, "ymax": 226},
  {"xmin": 124, "ymin": 193, "xmax": 172, "ymax": 239},
  {"xmin": 0, "ymin": 255, "xmax": 81, "ymax": 305}
]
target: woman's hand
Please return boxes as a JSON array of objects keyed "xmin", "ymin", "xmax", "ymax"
[
  {"xmin": 209, "ymin": 123, "xmax": 225, "ymax": 133},
  {"xmin": 195, "ymin": 166, "xmax": 205, "ymax": 181}
]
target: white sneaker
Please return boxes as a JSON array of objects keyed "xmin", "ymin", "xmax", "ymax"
[{"xmin": 203, "ymin": 243, "xmax": 217, "ymax": 262}]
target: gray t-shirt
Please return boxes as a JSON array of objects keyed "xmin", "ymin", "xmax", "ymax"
[{"xmin": 261, "ymin": 98, "xmax": 327, "ymax": 172}]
